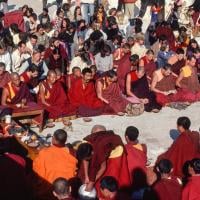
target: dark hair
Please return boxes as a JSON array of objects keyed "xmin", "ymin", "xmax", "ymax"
[
  {"xmin": 56, "ymin": 8, "xmax": 63, "ymax": 16},
  {"xmin": 125, "ymin": 126, "xmax": 139, "ymax": 141},
  {"xmin": 30, "ymin": 13, "xmax": 37, "ymax": 21},
  {"xmin": 157, "ymin": 159, "xmax": 173, "ymax": 174},
  {"xmin": 159, "ymin": 35, "xmax": 167, "ymax": 42},
  {"xmin": 61, "ymin": 18, "xmax": 70, "ymax": 30},
  {"xmin": 30, "ymin": 34, "xmax": 38, "ymax": 40},
  {"xmin": 52, "ymin": 47, "xmax": 61, "ymax": 55},
  {"xmin": 100, "ymin": 176, "xmax": 118, "ymax": 192},
  {"xmin": 18, "ymin": 41, "xmax": 26, "ymax": 48},
  {"xmin": 129, "ymin": 54, "xmax": 139, "ymax": 62},
  {"xmin": 163, "ymin": 63, "xmax": 171, "ymax": 70},
  {"xmin": 0, "ymin": 62, "xmax": 5, "ymax": 68},
  {"xmin": 177, "ymin": 116, "xmax": 191, "ymax": 130},
  {"xmin": 190, "ymin": 158, "xmax": 200, "ymax": 174},
  {"xmin": 72, "ymin": 66, "xmax": 81, "ymax": 73},
  {"xmin": 82, "ymin": 68, "xmax": 92, "ymax": 75},
  {"xmin": 53, "ymin": 177, "xmax": 70, "ymax": 196},
  {"xmin": 37, "ymin": 44, "xmax": 46, "ymax": 53},
  {"xmin": 187, "ymin": 55, "xmax": 196, "ymax": 61},
  {"xmin": 106, "ymin": 70, "xmax": 117, "ymax": 78},
  {"xmin": 76, "ymin": 143, "xmax": 93, "ymax": 160},
  {"xmin": 74, "ymin": 6, "xmax": 82, "ymax": 21},
  {"xmin": 146, "ymin": 49, "xmax": 154, "ymax": 55},
  {"xmin": 100, "ymin": 44, "xmax": 111, "ymax": 57},
  {"xmin": 28, "ymin": 64, "xmax": 39, "ymax": 73},
  {"xmin": 176, "ymin": 48, "xmax": 184, "ymax": 55},
  {"xmin": 37, "ymin": 24, "xmax": 44, "ymax": 31},
  {"xmin": 53, "ymin": 129, "xmax": 67, "ymax": 146},
  {"xmin": 43, "ymin": 8, "xmax": 48, "ymax": 13},
  {"xmin": 10, "ymin": 23, "xmax": 20, "ymax": 34}
]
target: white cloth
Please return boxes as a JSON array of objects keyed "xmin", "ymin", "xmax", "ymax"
[
  {"xmin": 131, "ymin": 43, "xmax": 147, "ymax": 58},
  {"xmin": 0, "ymin": 52, "xmax": 12, "ymax": 72},
  {"xmin": 81, "ymin": 0, "xmax": 95, "ymax": 4},
  {"xmin": 69, "ymin": 56, "xmax": 88, "ymax": 73},
  {"xmin": 95, "ymin": 53, "xmax": 113, "ymax": 72},
  {"xmin": 11, "ymin": 49, "xmax": 30, "ymax": 73}
]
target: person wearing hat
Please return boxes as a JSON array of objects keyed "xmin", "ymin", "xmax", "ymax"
[{"xmin": 131, "ymin": 33, "xmax": 147, "ymax": 58}]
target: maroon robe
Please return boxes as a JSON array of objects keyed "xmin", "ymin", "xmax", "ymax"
[
  {"xmin": 115, "ymin": 52, "xmax": 131, "ymax": 93},
  {"xmin": 99, "ymin": 78, "xmax": 129, "ymax": 113},
  {"xmin": 0, "ymin": 71, "xmax": 10, "ymax": 88},
  {"xmin": 182, "ymin": 176, "xmax": 200, "ymax": 200},
  {"xmin": 153, "ymin": 177, "xmax": 182, "ymax": 200},
  {"xmin": 38, "ymin": 80, "xmax": 76, "ymax": 119},
  {"xmin": 157, "ymin": 131, "xmax": 200, "ymax": 177}
]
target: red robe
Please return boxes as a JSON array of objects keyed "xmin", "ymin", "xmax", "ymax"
[
  {"xmin": 182, "ymin": 176, "xmax": 200, "ymax": 200},
  {"xmin": 125, "ymin": 144, "xmax": 147, "ymax": 182},
  {"xmin": 68, "ymin": 78, "xmax": 105, "ymax": 116},
  {"xmin": 115, "ymin": 52, "xmax": 131, "ymax": 94},
  {"xmin": 81, "ymin": 131, "xmax": 131, "ymax": 198},
  {"xmin": 38, "ymin": 80, "xmax": 76, "ymax": 119},
  {"xmin": 153, "ymin": 177, "xmax": 182, "ymax": 200},
  {"xmin": 157, "ymin": 131, "xmax": 200, "ymax": 177}
]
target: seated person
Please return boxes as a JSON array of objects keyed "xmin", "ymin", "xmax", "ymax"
[
  {"xmin": 176, "ymin": 55, "xmax": 200, "ymax": 101},
  {"xmin": 124, "ymin": 126, "xmax": 147, "ymax": 181},
  {"xmin": 96, "ymin": 70, "xmax": 140, "ymax": 114},
  {"xmin": 139, "ymin": 49, "xmax": 157, "ymax": 81},
  {"xmin": 126, "ymin": 65, "xmax": 162, "ymax": 112},
  {"xmin": 157, "ymin": 117, "xmax": 200, "ymax": 177},
  {"xmin": 99, "ymin": 176, "xmax": 119, "ymax": 200},
  {"xmin": 66, "ymin": 66, "xmax": 81, "ymax": 90},
  {"xmin": 182, "ymin": 158, "xmax": 200, "ymax": 200},
  {"xmin": 38, "ymin": 70, "xmax": 76, "ymax": 120},
  {"xmin": 153, "ymin": 159, "xmax": 182, "ymax": 200},
  {"xmin": 68, "ymin": 68, "xmax": 106, "ymax": 117},
  {"xmin": 77, "ymin": 125, "xmax": 130, "ymax": 195},
  {"xmin": 151, "ymin": 64, "xmax": 193, "ymax": 106},
  {"xmin": 1, "ymin": 72, "xmax": 34, "ymax": 106},
  {"xmin": 0, "ymin": 62, "xmax": 10, "ymax": 98},
  {"xmin": 53, "ymin": 177, "xmax": 73, "ymax": 200},
  {"xmin": 33, "ymin": 129, "xmax": 77, "ymax": 184},
  {"xmin": 168, "ymin": 48, "xmax": 185, "ymax": 76}
]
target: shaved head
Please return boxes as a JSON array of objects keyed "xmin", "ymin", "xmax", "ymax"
[
  {"xmin": 10, "ymin": 72, "xmax": 20, "ymax": 79},
  {"xmin": 47, "ymin": 70, "xmax": 56, "ymax": 77},
  {"xmin": 91, "ymin": 125, "xmax": 106, "ymax": 134},
  {"xmin": 47, "ymin": 70, "xmax": 57, "ymax": 84},
  {"xmin": 10, "ymin": 72, "xmax": 20, "ymax": 87}
]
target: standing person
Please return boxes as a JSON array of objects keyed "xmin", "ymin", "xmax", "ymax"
[
  {"xmin": 123, "ymin": 0, "xmax": 137, "ymax": 20},
  {"xmin": 42, "ymin": 0, "xmax": 48, "ymax": 9},
  {"xmin": 80, "ymin": 0, "xmax": 95, "ymax": 24},
  {"xmin": 0, "ymin": 0, "xmax": 8, "ymax": 13},
  {"xmin": 182, "ymin": 158, "xmax": 200, "ymax": 200}
]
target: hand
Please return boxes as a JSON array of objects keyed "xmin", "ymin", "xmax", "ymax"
[
  {"xmin": 85, "ymin": 181, "xmax": 94, "ymax": 192},
  {"xmin": 84, "ymin": 176, "xmax": 90, "ymax": 184},
  {"xmin": 140, "ymin": 98, "xmax": 149, "ymax": 104}
]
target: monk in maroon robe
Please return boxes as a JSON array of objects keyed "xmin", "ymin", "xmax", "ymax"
[
  {"xmin": 153, "ymin": 159, "xmax": 182, "ymax": 200},
  {"xmin": 157, "ymin": 117, "xmax": 200, "ymax": 178},
  {"xmin": 124, "ymin": 126, "xmax": 147, "ymax": 182},
  {"xmin": 38, "ymin": 70, "xmax": 76, "ymax": 119},
  {"xmin": 182, "ymin": 158, "xmax": 200, "ymax": 200},
  {"xmin": 1, "ymin": 73, "xmax": 34, "ymax": 106},
  {"xmin": 68, "ymin": 68, "xmax": 106, "ymax": 117},
  {"xmin": 115, "ymin": 51, "xmax": 131, "ymax": 94},
  {"xmin": 77, "ymin": 125, "xmax": 131, "ymax": 198}
]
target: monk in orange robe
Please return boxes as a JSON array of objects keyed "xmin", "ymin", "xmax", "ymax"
[
  {"xmin": 68, "ymin": 68, "xmax": 106, "ymax": 117},
  {"xmin": 38, "ymin": 70, "xmax": 76, "ymax": 119},
  {"xmin": 157, "ymin": 117, "xmax": 200, "ymax": 178},
  {"xmin": 182, "ymin": 158, "xmax": 200, "ymax": 200},
  {"xmin": 33, "ymin": 129, "xmax": 77, "ymax": 183},
  {"xmin": 124, "ymin": 126, "xmax": 147, "ymax": 182},
  {"xmin": 77, "ymin": 125, "xmax": 131, "ymax": 198}
]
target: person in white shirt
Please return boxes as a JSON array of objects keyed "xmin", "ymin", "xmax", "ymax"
[
  {"xmin": 131, "ymin": 33, "xmax": 147, "ymax": 58},
  {"xmin": 26, "ymin": 34, "xmax": 38, "ymax": 54},
  {"xmin": 11, "ymin": 41, "xmax": 31, "ymax": 73},
  {"xmin": 0, "ymin": 41, "xmax": 12, "ymax": 72}
]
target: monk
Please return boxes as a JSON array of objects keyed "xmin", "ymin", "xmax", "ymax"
[
  {"xmin": 96, "ymin": 70, "xmax": 140, "ymax": 114},
  {"xmin": 153, "ymin": 159, "xmax": 182, "ymax": 200},
  {"xmin": 139, "ymin": 49, "xmax": 157, "ymax": 81},
  {"xmin": 1, "ymin": 72, "xmax": 34, "ymax": 106},
  {"xmin": 176, "ymin": 55, "xmax": 200, "ymax": 101},
  {"xmin": 38, "ymin": 70, "xmax": 76, "ymax": 119},
  {"xmin": 77, "ymin": 125, "xmax": 130, "ymax": 197},
  {"xmin": 157, "ymin": 117, "xmax": 200, "ymax": 177},
  {"xmin": 126, "ymin": 65, "xmax": 162, "ymax": 112},
  {"xmin": 115, "ymin": 45, "xmax": 131, "ymax": 93},
  {"xmin": 66, "ymin": 66, "xmax": 81, "ymax": 90},
  {"xmin": 0, "ymin": 62, "xmax": 10, "ymax": 99},
  {"xmin": 151, "ymin": 64, "xmax": 194, "ymax": 106},
  {"xmin": 182, "ymin": 158, "xmax": 200, "ymax": 200},
  {"xmin": 68, "ymin": 68, "xmax": 105, "ymax": 117},
  {"xmin": 33, "ymin": 129, "xmax": 77, "ymax": 184},
  {"xmin": 124, "ymin": 126, "xmax": 147, "ymax": 182}
]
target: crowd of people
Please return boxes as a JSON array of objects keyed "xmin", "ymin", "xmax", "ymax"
[{"xmin": 0, "ymin": 0, "xmax": 200, "ymax": 199}]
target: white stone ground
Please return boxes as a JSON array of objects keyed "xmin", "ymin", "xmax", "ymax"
[{"xmin": 8, "ymin": 0, "xmax": 200, "ymax": 164}]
